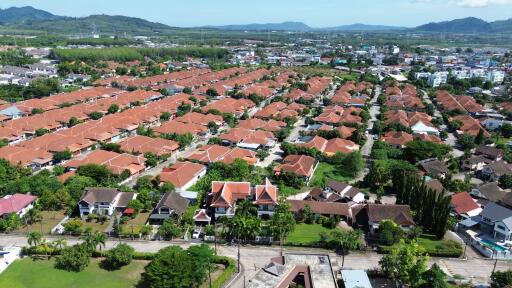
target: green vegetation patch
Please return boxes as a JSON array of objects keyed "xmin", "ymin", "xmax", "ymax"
[{"xmin": 0, "ymin": 258, "xmax": 146, "ymax": 288}]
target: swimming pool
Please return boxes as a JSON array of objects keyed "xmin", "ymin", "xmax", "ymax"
[{"xmin": 480, "ymin": 239, "xmax": 507, "ymax": 252}]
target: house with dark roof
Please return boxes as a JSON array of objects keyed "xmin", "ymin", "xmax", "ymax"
[
  {"xmin": 479, "ymin": 203, "xmax": 512, "ymax": 243},
  {"xmin": 419, "ymin": 159, "xmax": 449, "ymax": 179},
  {"xmin": 481, "ymin": 160, "xmax": 512, "ymax": 182},
  {"xmin": 475, "ymin": 145, "xmax": 503, "ymax": 162},
  {"xmin": 286, "ymin": 200, "xmax": 352, "ymax": 222},
  {"xmin": 471, "ymin": 182, "xmax": 510, "ymax": 203},
  {"xmin": 78, "ymin": 187, "xmax": 137, "ymax": 217},
  {"xmin": 149, "ymin": 192, "xmax": 190, "ymax": 224},
  {"xmin": 367, "ymin": 204, "xmax": 415, "ymax": 234},
  {"xmin": 325, "ymin": 180, "xmax": 365, "ymax": 203}
]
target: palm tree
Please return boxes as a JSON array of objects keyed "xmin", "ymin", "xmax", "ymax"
[
  {"xmin": 235, "ymin": 199, "xmax": 258, "ymax": 218},
  {"xmin": 39, "ymin": 238, "xmax": 52, "ymax": 260},
  {"xmin": 80, "ymin": 233, "xmax": 97, "ymax": 253},
  {"xmin": 27, "ymin": 231, "xmax": 42, "ymax": 247},
  {"xmin": 94, "ymin": 232, "xmax": 107, "ymax": 256},
  {"xmin": 25, "ymin": 208, "xmax": 41, "ymax": 225},
  {"xmin": 52, "ymin": 238, "xmax": 67, "ymax": 250}
]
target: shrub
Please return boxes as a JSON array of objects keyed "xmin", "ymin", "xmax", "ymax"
[
  {"xmin": 55, "ymin": 244, "xmax": 91, "ymax": 272},
  {"xmin": 103, "ymin": 243, "xmax": 135, "ymax": 269}
]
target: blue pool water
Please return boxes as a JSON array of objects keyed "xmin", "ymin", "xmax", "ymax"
[{"xmin": 480, "ymin": 239, "xmax": 507, "ymax": 252}]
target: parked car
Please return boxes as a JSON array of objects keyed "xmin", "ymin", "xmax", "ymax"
[{"xmin": 192, "ymin": 228, "xmax": 203, "ymax": 239}]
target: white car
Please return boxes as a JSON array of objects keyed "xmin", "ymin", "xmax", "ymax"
[{"xmin": 192, "ymin": 228, "xmax": 202, "ymax": 239}]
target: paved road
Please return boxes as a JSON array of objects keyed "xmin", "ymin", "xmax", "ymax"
[
  {"xmin": 1, "ymin": 234, "xmax": 510, "ymax": 286},
  {"xmin": 257, "ymin": 118, "xmax": 305, "ymax": 168}
]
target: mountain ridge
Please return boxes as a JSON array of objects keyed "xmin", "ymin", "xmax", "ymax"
[{"xmin": 0, "ymin": 6, "xmax": 511, "ymax": 34}]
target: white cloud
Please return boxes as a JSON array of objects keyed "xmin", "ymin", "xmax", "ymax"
[{"xmin": 456, "ymin": 0, "xmax": 512, "ymax": 7}]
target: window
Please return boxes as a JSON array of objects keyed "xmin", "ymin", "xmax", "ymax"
[{"xmin": 497, "ymin": 225, "xmax": 506, "ymax": 231}]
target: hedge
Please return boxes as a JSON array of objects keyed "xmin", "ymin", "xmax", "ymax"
[
  {"xmin": 379, "ymin": 241, "xmax": 463, "ymax": 258},
  {"xmin": 212, "ymin": 256, "xmax": 237, "ymax": 288}
]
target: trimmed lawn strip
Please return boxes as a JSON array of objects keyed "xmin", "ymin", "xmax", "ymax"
[
  {"xmin": 286, "ymin": 223, "xmax": 336, "ymax": 246},
  {"xmin": 77, "ymin": 218, "xmax": 110, "ymax": 233},
  {"xmin": 120, "ymin": 212, "xmax": 150, "ymax": 234},
  {"xmin": 310, "ymin": 162, "xmax": 351, "ymax": 187},
  {"xmin": 0, "ymin": 258, "xmax": 146, "ymax": 288},
  {"xmin": 17, "ymin": 211, "xmax": 67, "ymax": 234}
]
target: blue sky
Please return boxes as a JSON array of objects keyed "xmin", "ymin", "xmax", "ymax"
[{"xmin": 1, "ymin": 0, "xmax": 512, "ymax": 27}]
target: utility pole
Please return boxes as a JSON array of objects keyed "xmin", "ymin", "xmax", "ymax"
[
  {"xmin": 237, "ymin": 230, "xmax": 241, "ymax": 273},
  {"xmin": 340, "ymin": 240, "xmax": 345, "ymax": 268},
  {"xmin": 214, "ymin": 222, "xmax": 217, "ymax": 255},
  {"xmin": 208, "ymin": 257, "xmax": 212, "ymax": 288},
  {"xmin": 492, "ymin": 249, "xmax": 498, "ymax": 274}
]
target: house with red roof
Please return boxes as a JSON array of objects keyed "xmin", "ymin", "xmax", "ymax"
[
  {"xmin": 159, "ymin": 161, "xmax": 207, "ymax": 191},
  {"xmin": 207, "ymin": 179, "xmax": 279, "ymax": 219},
  {"xmin": 209, "ymin": 181, "xmax": 252, "ymax": 218},
  {"xmin": 274, "ymin": 155, "xmax": 318, "ymax": 184},
  {"xmin": 450, "ymin": 192, "xmax": 482, "ymax": 218},
  {"xmin": 0, "ymin": 193, "xmax": 37, "ymax": 218},
  {"xmin": 254, "ymin": 178, "xmax": 279, "ymax": 218},
  {"xmin": 381, "ymin": 131, "xmax": 414, "ymax": 148}
]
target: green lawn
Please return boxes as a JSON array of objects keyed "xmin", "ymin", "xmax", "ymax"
[
  {"xmin": 17, "ymin": 211, "xmax": 66, "ymax": 234},
  {"xmin": 76, "ymin": 218, "xmax": 110, "ymax": 233},
  {"xmin": 120, "ymin": 212, "xmax": 150, "ymax": 235},
  {"xmin": 0, "ymin": 258, "xmax": 147, "ymax": 288},
  {"xmin": 310, "ymin": 162, "xmax": 351, "ymax": 187},
  {"xmin": 286, "ymin": 223, "xmax": 336, "ymax": 245}
]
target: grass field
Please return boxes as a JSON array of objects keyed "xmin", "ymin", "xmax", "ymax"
[
  {"xmin": 76, "ymin": 218, "xmax": 110, "ymax": 233},
  {"xmin": 286, "ymin": 223, "xmax": 336, "ymax": 245},
  {"xmin": 120, "ymin": 212, "xmax": 150, "ymax": 235},
  {"xmin": 309, "ymin": 162, "xmax": 351, "ymax": 187},
  {"xmin": 0, "ymin": 258, "xmax": 147, "ymax": 288},
  {"xmin": 17, "ymin": 211, "xmax": 67, "ymax": 234}
]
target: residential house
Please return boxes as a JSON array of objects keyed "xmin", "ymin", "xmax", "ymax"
[
  {"xmin": 326, "ymin": 180, "xmax": 366, "ymax": 203},
  {"xmin": 208, "ymin": 181, "xmax": 252, "ymax": 219},
  {"xmin": 159, "ymin": 161, "xmax": 207, "ymax": 191},
  {"xmin": 475, "ymin": 145, "xmax": 503, "ymax": 162},
  {"xmin": 479, "ymin": 203, "xmax": 512, "ymax": 243},
  {"xmin": 367, "ymin": 204, "xmax": 415, "ymax": 234},
  {"xmin": 148, "ymin": 192, "xmax": 190, "ymax": 224},
  {"xmin": 253, "ymin": 178, "xmax": 279, "ymax": 218},
  {"xmin": 419, "ymin": 159, "xmax": 449, "ymax": 179},
  {"xmin": 274, "ymin": 155, "xmax": 318, "ymax": 184},
  {"xmin": 481, "ymin": 161, "xmax": 512, "ymax": 182},
  {"xmin": 471, "ymin": 182, "xmax": 509, "ymax": 203},
  {"xmin": 286, "ymin": 200, "xmax": 352, "ymax": 222},
  {"xmin": 450, "ymin": 192, "xmax": 482, "ymax": 218},
  {"xmin": 78, "ymin": 187, "xmax": 136, "ymax": 217},
  {"xmin": 381, "ymin": 131, "xmax": 414, "ymax": 148},
  {"xmin": 461, "ymin": 155, "xmax": 492, "ymax": 172},
  {"xmin": 0, "ymin": 193, "xmax": 37, "ymax": 218}
]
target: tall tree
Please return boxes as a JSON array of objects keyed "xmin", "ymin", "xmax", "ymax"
[{"xmin": 379, "ymin": 240, "xmax": 429, "ymax": 287}]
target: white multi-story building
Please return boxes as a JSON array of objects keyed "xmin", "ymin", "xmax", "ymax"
[
  {"xmin": 487, "ymin": 70, "xmax": 505, "ymax": 84},
  {"xmin": 470, "ymin": 68, "xmax": 486, "ymax": 79},
  {"xmin": 428, "ymin": 71, "xmax": 449, "ymax": 87},
  {"xmin": 415, "ymin": 72, "xmax": 431, "ymax": 80},
  {"xmin": 451, "ymin": 69, "xmax": 470, "ymax": 80}
]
